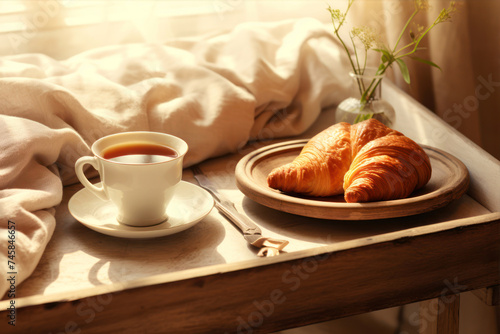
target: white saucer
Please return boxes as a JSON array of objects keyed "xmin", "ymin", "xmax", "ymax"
[{"xmin": 68, "ymin": 181, "xmax": 214, "ymax": 239}]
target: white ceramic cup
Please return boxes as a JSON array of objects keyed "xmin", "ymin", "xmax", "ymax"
[{"xmin": 75, "ymin": 132, "xmax": 188, "ymax": 227}]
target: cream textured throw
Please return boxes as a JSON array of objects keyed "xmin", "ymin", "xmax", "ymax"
[{"xmin": 0, "ymin": 18, "xmax": 349, "ymax": 298}]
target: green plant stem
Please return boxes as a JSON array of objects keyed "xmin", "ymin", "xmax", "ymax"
[
  {"xmin": 349, "ymin": 33, "xmax": 367, "ymax": 94},
  {"xmin": 335, "ymin": 31, "xmax": 364, "ymax": 96},
  {"xmin": 330, "ymin": 1, "xmax": 365, "ymax": 96},
  {"xmin": 392, "ymin": 9, "xmax": 419, "ymax": 52},
  {"xmin": 354, "ymin": 112, "xmax": 374, "ymax": 123},
  {"xmin": 362, "ymin": 49, "xmax": 367, "ymax": 75},
  {"xmin": 360, "ymin": 64, "xmax": 387, "ymax": 103},
  {"xmin": 394, "ymin": 41, "xmax": 418, "ymax": 56},
  {"xmin": 396, "ymin": 22, "xmax": 437, "ymax": 59},
  {"xmin": 350, "ymin": 33, "xmax": 361, "ymax": 72}
]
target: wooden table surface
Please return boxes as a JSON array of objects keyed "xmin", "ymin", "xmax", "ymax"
[{"xmin": 1, "ymin": 82, "xmax": 499, "ymax": 333}]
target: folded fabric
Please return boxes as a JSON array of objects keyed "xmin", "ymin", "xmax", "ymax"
[{"xmin": 0, "ymin": 18, "xmax": 350, "ymax": 298}]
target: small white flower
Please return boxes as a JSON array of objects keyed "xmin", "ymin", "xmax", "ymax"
[
  {"xmin": 351, "ymin": 26, "xmax": 379, "ymax": 50},
  {"xmin": 415, "ymin": 0, "xmax": 430, "ymax": 11}
]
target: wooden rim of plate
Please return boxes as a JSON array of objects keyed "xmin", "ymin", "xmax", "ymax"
[{"xmin": 235, "ymin": 140, "xmax": 470, "ymax": 220}]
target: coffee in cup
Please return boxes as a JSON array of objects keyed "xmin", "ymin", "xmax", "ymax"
[{"xmin": 75, "ymin": 131, "xmax": 188, "ymax": 227}]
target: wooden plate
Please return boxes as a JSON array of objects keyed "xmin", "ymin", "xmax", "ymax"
[{"xmin": 235, "ymin": 140, "xmax": 470, "ymax": 220}]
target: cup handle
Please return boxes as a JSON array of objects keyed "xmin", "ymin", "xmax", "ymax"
[{"xmin": 75, "ymin": 156, "xmax": 108, "ymax": 201}]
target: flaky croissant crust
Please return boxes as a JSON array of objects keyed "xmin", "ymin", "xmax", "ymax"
[{"xmin": 267, "ymin": 119, "xmax": 432, "ymax": 203}]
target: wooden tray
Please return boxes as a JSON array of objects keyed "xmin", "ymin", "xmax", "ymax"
[{"xmin": 235, "ymin": 139, "xmax": 470, "ymax": 220}]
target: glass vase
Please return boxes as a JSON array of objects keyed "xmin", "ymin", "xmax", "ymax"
[{"xmin": 335, "ymin": 67, "xmax": 395, "ymax": 127}]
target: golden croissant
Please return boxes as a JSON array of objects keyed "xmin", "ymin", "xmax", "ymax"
[{"xmin": 267, "ymin": 119, "xmax": 432, "ymax": 203}]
